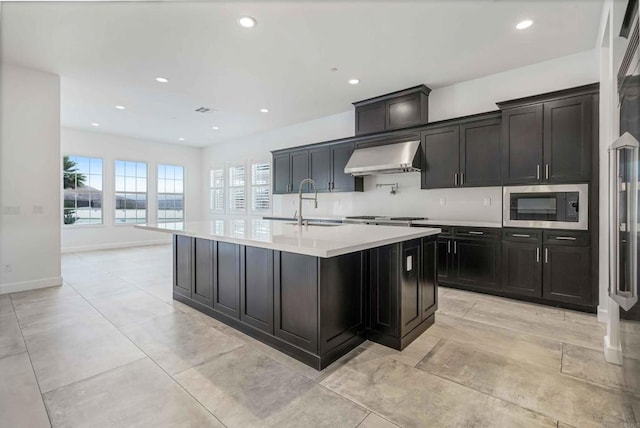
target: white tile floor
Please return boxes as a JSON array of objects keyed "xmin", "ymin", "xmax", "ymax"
[{"xmin": 0, "ymin": 244, "xmax": 639, "ymax": 427}]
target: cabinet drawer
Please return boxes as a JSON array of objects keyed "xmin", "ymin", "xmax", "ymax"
[
  {"xmin": 454, "ymin": 227, "xmax": 501, "ymax": 240},
  {"xmin": 502, "ymin": 228, "xmax": 542, "ymax": 243},
  {"xmin": 430, "ymin": 225, "xmax": 452, "ymax": 236},
  {"xmin": 543, "ymin": 230, "xmax": 590, "ymax": 246}
]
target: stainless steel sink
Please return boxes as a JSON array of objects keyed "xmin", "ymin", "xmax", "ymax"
[{"xmin": 285, "ymin": 222, "xmax": 342, "ymax": 227}]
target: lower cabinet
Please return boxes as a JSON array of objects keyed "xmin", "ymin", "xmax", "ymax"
[
  {"xmin": 369, "ymin": 236, "xmax": 438, "ymax": 349},
  {"xmin": 213, "ymin": 242, "xmax": 241, "ymax": 319},
  {"xmin": 502, "ymin": 241, "xmax": 542, "ymax": 297},
  {"xmin": 193, "ymin": 238, "xmax": 214, "ymax": 306},
  {"xmin": 240, "ymin": 246, "xmax": 274, "ymax": 334},
  {"xmin": 174, "ymin": 235, "xmax": 193, "ymax": 298},
  {"xmin": 542, "ymin": 245, "xmax": 591, "ymax": 304}
]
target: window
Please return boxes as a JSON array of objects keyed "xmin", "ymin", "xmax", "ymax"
[
  {"xmin": 63, "ymin": 156, "xmax": 103, "ymax": 225},
  {"xmin": 158, "ymin": 164, "xmax": 184, "ymax": 223},
  {"xmin": 209, "ymin": 167, "xmax": 225, "ymax": 213},
  {"xmin": 250, "ymin": 161, "xmax": 271, "ymax": 213},
  {"xmin": 115, "ymin": 160, "xmax": 147, "ymax": 224},
  {"xmin": 228, "ymin": 164, "xmax": 246, "ymax": 213}
]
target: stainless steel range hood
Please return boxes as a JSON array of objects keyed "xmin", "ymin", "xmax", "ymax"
[{"xmin": 344, "ymin": 140, "xmax": 421, "ymax": 176}]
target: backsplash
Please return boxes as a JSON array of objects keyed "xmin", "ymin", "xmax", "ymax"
[{"xmin": 272, "ymin": 172, "xmax": 503, "ymax": 222}]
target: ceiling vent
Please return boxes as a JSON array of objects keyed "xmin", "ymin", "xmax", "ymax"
[{"xmin": 195, "ymin": 107, "xmax": 216, "ymax": 114}]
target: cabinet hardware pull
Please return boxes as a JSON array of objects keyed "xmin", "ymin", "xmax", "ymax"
[
  {"xmin": 447, "ymin": 240, "xmax": 451, "ymax": 254},
  {"xmin": 536, "ymin": 247, "xmax": 540, "ymax": 263},
  {"xmin": 328, "ymin": 182, "xmax": 331, "ymax": 190},
  {"xmin": 555, "ymin": 236, "xmax": 577, "ymax": 241},
  {"xmin": 454, "ymin": 173, "xmax": 458, "ymax": 186},
  {"xmin": 468, "ymin": 231, "xmax": 484, "ymax": 235},
  {"xmin": 513, "ymin": 234, "xmax": 531, "ymax": 238},
  {"xmin": 545, "ymin": 164, "xmax": 550, "ymax": 180},
  {"xmin": 544, "ymin": 248, "xmax": 548, "ymax": 263},
  {"xmin": 461, "ymin": 173, "xmax": 465, "ymax": 185},
  {"xmin": 454, "ymin": 241, "xmax": 457, "ymax": 254},
  {"xmin": 536, "ymin": 165, "xmax": 540, "ymax": 180}
]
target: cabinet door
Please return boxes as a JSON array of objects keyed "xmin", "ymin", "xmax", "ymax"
[
  {"xmin": 386, "ymin": 94, "xmax": 423, "ymax": 130},
  {"xmin": 502, "ymin": 241, "xmax": 542, "ymax": 297},
  {"xmin": 173, "ymin": 235, "xmax": 192, "ymax": 298},
  {"xmin": 437, "ymin": 237, "xmax": 454, "ymax": 283},
  {"xmin": 193, "ymin": 238, "xmax": 214, "ymax": 306},
  {"xmin": 240, "ymin": 246, "xmax": 274, "ymax": 334},
  {"xmin": 542, "ymin": 245, "xmax": 591, "ymax": 304},
  {"xmin": 543, "ymin": 95, "xmax": 592, "ymax": 183},
  {"xmin": 214, "ymin": 242, "xmax": 240, "ymax": 318},
  {"xmin": 400, "ymin": 239, "xmax": 422, "ymax": 336},
  {"xmin": 331, "ymin": 142, "xmax": 360, "ymax": 192},
  {"xmin": 274, "ymin": 251, "xmax": 318, "ymax": 353},
  {"xmin": 356, "ymin": 101, "xmax": 386, "ymax": 135},
  {"xmin": 460, "ymin": 118, "xmax": 502, "ymax": 187},
  {"xmin": 290, "ymin": 150, "xmax": 310, "ymax": 193},
  {"xmin": 502, "ymin": 105, "xmax": 543, "ymax": 184},
  {"xmin": 421, "ymin": 126, "xmax": 460, "ymax": 189},
  {"xmin": 273, "ymin": 153, "xmax": 291, "ymax": 194},
  {"xmin": 454, "ymin": 239, "xmax": 502, "ymax": 291},
  {"xmin": 309, "ymin": 147, "xmax": 331, "ymax": 192},
  {"xmin": 421, "ymin": 238, "xmax": 438, "ymax": 320},
  {"xmin": 369, "ymin": 244, "xmax": 400, "ymax": 338}
]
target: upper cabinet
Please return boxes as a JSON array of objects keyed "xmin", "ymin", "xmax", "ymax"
[
  {"xmin": 272, "ymin": 142, "xmax": 363, "ymax": 194},
  {"xmin": 498, "ymin": 84, "xmax": 597, "ymax": 185},
  {"xmin": 354, "ymin": 85, "xmax": 431, "ymax": 136},
  {"xmin": 421, "ymin": 113, "xmax": 501, "ymax": 189}
]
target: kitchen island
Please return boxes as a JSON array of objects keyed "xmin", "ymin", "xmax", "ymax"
[{"xmin": 137, "ymin": 219, "xmax": 440, "ymax": 370}]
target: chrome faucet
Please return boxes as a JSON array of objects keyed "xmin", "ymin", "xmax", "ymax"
[{"xmin": 297, "ymin": 178, "xmax": 318, "ymax": 226}]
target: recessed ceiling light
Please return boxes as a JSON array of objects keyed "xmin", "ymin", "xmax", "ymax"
[
  {"xmin": 155, "ymin": 77, "xmax": 169, "ymax": 83},
  {"xmin": 348, "ymin": 78, "xmax": 360, "ymax": 85},
  {"xmin": 91, "ymin": 122, "xmax": 99, "ymax": 127},
  {"xmin": 260, "ymin": 108, "xmax": 269, "ymax": 113},
  {"xmin": 212, "ymin": 126, "xmax": 220, "ymax": 130},
  {"xmin": 115, "ymin": 105, "xmax": 126, "ymax": 110},
  {"xmin": 178, "ymin": 137, "xmax": 185, "ymax": 141},
  {"xmin": 516, "ymin": 19, "xmax": 533, "ymax": 30},
  {"xmin": 238, "ymin": 16, "xmax": 256, "ymax": 28}
]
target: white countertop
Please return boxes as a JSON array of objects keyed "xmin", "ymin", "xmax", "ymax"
[
  {"xmin": 136, "ymin": 219, "xmax": 440, "ymax": 258},
  {"xmin": 411, "ymin": 219, "xmax": 502, "ymax": 228}
]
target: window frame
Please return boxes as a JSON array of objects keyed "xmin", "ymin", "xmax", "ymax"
[
  {"xmin": 62, "ymin": 155, "xmax": 104, "ymax": 227},
  {"xmin": 157, "ymin": 163, "xmax": 185, "ymax": 223},
  {"xmin": 227, "ymin": 163, "xmax": 247, "ymax": 214},
  {"xmin": 209, "ymin": 166, "xmax": 226, "ymax": 214},
  {"xmin": 249, "ymin": 160, "xmax": 272, "ymax": 215},
  {"xmin": 114, "ymin": 159, "xmax": 149, "ymax": 225}
]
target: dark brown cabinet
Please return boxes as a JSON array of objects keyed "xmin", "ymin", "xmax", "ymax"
[
  {"xmin": 499, "ymin": 88, "xmax": 595, "ymax": 185},
  {"xmin": 502, "ymin": 241, "xmax": 542, "ymax": 297},
  {"xmin": 543, "ymin": 242, "xmax": 591, "ymax": 305},
  {"xmin": 214, "ymin": 242, "xmax": 241, "ymax": 319},
  {"xmin": 240, "ymin": 246, "xmax": 274, "ymax": 334},
  {"xmin": 173, "ymin": 235, "xmax": 192, "ymax": 298},
  {"xmin": 272, "ymin": 142, "xmax": 362, "ymax": 194},
  {"xmin": 368, "ymin": 236, "xmax": 438, "ymax": 349},
  {"xmin": 437, "ymin": 237, "xmax": 454, "ymax": 283},
  {"xmin": 421, "ymin": 115, "xmax": 501, "ymax": 189},
  {"xmin": 354, "ymin": 85, "xmax": 430, "ymax": 136},
  {"xmin": 193, "ymin": 238, "xmax": 214, "ymax": 306}
]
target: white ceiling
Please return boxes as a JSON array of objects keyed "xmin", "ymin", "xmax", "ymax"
[{"xmin": 1, "ymin": 1, "xmax": 603, "ymax": 147}]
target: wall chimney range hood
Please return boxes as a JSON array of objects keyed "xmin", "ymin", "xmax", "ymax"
[{"xmin": 344, "ymin": 140, "xmax": 421, "ymax": 176}]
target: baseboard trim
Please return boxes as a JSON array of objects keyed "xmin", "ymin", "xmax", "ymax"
[
  {"xmin": 597, "ymin": 305, "xmax": 608, "ymax": 323},
  {"xmin": 61, "ymin": 239, "xmax": 171, "ymax": 253},
  {"xmin": 0, "ymin": 276, "xmax": 63, "ymax": 295},
  {"xmin": 604, "ymin": 335, "xmax": 623, "ymax": 365}
]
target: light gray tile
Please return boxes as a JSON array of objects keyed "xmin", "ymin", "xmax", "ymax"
[
  {"xmin": 562, "ymin": 343, "xmax": 640, "ymax": 395},
  {"xmin": 321, "ymin": 350, "xmax": 556, "ymax": 428},
  {"xmin": 25, "ymin": 319, "xmax": 145, "ymax": 392},
  {"xmin": 14, "ymin": 294, "xmax": 105, "ymax": 336},
  {"xmin": 464, "ymin": 304, "xmax": 604, "ymax": 350},
  {"xmin": 0, "ymin": 352, "xmax": 50, "ymax": 428},
  {"xmin": 10, "ymin": 284, "xmax": 78, "ymax": 306},
  {"xmin": 436, "ymin": 294, "xmax": 475, "ymax": 318},
  {"xmin": 44, "ymin": 358, "xmax": 221, "ymax": 428},
  {"xmin": 134, "ymin": 280, "xmax": 173, "ymax": 302},
  {"xmin": 121, "ymin": 311, "xmax": 244, "ymax": 375},
  {"xmin": 69, "ymin": 274, "xmax": 137, "ymax": 299},
  {"xmin": 89, "ymin": 289, "xmax": 175, "ymax": 327},
  {"xmin": 621, "ymin": 319, "xmax": 640, "ymax": 336},
  {"xmin": 622, "ymin": 332, "xmax": 640, "ymax": 360},
  {"xmin": 0, "ymin": 312, "xmax": 26, "ymax": 358},
  {"xmin": 416, "ymin": 340, "xmax": 638, "ymax": 428},
  {"xmin": 0, "ymin": 293, "xmax": 14, "ymax": 314},
  {"xmin": 176, "ymin": 345, "xmax": 368, "ymax": 427},
  {"xmin": 362, "ymin": 333, "xmax": 441, "ymax": 366},
  {"xmin": 427, "ymin": 313, "xmax": 563, "ymax": 370},
  {"xmin": 358, "ymin": 413, "xmax": 399, "ymax": 428}
]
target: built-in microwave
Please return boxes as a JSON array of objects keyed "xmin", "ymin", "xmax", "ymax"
[{"xmin": 503, "ymin": 184, "xmax": 589, "ymax": 230}]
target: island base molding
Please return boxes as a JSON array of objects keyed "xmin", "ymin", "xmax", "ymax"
[{"xmin": 171, "ymin": 234, "xmax": 438, "ymax": 371}]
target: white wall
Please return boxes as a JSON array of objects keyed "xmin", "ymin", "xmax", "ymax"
[
  {"xmin": 61, "ymin": 128, "xmax": 203, "ymax": 252},
  {"xmin": 1, "ymin": 63, "xmax": 62, "ymax": 294},
  {"xmin": 202, "ymin": 48, "xmax": 599, "ymax": 222}
]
